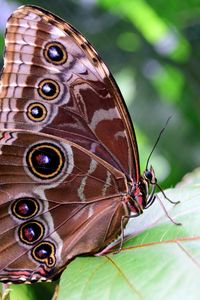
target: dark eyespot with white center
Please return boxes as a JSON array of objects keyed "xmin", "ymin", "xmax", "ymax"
[
  {"xmin": 27, "ymin": 103, "xmax": 47, "ymax": 122},
  {"xmin": 38, "ymin": 79, "xmax": 60, "ymax": 100},
  {"xmin": 44, "ymin": 41, "xmax": 67, "ymax": 65}
]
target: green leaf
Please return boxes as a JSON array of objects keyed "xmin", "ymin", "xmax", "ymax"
[
  {"xmin": 57, "ymin": 172, "xmax": 200, "ymax": 300},
  {"xmin": 176, "ymin": 167, "xmax": 200, "ymax": 187},
  {"xmin": 9, "ymin": 281, "xmax": 56, "ymax": 300}
]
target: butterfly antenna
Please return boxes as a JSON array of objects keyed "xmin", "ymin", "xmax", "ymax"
[
  {"xmin": 145, "ymin": 116, "xmax": 172, "ymax": 171},
  {"xmin": 145, "ymin": 116, "xmax": 180, "ymax": 207}
]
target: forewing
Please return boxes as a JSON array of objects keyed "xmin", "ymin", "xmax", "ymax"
[{"xmin": 0, "ymin": 5, "xmax": 140, "ymax": 181}]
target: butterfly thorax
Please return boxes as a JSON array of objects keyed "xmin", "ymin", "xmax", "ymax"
[{"xmin": 125, "ymin": 166, "xmax": 156, "ymax": 216}]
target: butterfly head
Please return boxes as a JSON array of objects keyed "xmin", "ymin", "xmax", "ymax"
[{"xmin": 143, "ymin": 165, "xmax": 156, "ymax": 185}]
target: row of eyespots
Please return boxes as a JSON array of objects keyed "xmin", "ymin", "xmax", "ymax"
[
  {"xmin": 27, "ymin": 41, "xmax": 67, "ymax": 122},
  {"xmin": 16, "ymin": 42, "xmax": 68, "ymax": 266},
  {"xmin": 16, "ymin": 143, "xmax": 65, "ymax": 265},
  {"xmin": 11, "ymin": 197, "xmax": 56, "ymax": 268}
]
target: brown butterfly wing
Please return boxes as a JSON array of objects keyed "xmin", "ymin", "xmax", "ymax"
[
  {"xmin": 0, "ymin": 5, "xmax": 139, "ymax": 283},
  {"xmin": 0, "ymin": 5, "xmax": 140, "ymax": 181}
]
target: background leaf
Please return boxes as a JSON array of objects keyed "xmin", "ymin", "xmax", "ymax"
[{"xmin": 9, "ymin": 282, "xmax": 56, "ymax": 300}]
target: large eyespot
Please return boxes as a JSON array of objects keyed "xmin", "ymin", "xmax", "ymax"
[
  {"xmin": 11, "ymin": 197, "xmax": 39, "ymax": 220},
  {"xmin": 27, "ymin": 103, "xmax": 47, "ymax": 122},
  {"xmin": 26, "ymin": 143, "xmax": 65, "ymax": 179},
  {"xmin": 44, "ymin": 41, "xmax": 67, "ymax": 65},
  {"xmin": 32, "ymin": 241, "xmax": 56, "ymax": 267},
  {"xmin": 19, "ymin": 221, "xmax": 44, "ymax": 245},
  {"xmin": 38, "ymin": 79, "xmax": 60, "ymax": 100}
]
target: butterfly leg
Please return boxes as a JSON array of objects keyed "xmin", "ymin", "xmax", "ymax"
[
  {"xmin": 156, "ymin": 183, "xmax": 180, "ymax": 205},
  {"xmin": 157, "ymin": 194, "xmax": 182, "ymax": 226},
  {"xmin": 113, "ymin": 210, "xmax": 143, "ymax": 255},
  {"xmin": 146, "ymin": 183, "xmax": 181, "ymax": 225}
]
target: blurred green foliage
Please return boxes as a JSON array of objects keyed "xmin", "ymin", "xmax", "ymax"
[{"xmin": 1, "ymin": 0, "xmax": 200, "ymax": 189}]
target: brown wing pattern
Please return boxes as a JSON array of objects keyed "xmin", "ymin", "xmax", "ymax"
[
  {"xmin": 0, "ymin": 130, "xmax": 128, "ymax": 282},
  {"xmin": 0, "ymin": 5, "xmax": 140, "ymax": 181}
]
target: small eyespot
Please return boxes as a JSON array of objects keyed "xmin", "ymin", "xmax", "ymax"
[
  {"xmin": 19, "ymin": 221, "xmax": 44, "ymax": 245},
  {"xmin": 92, "ymin": 57, "xmax": 98, "ymax": 64},
  {"xmin": 80, "ymin": 43, "xmax": 86, "ymax": 50},
  {"xmin": 11, "ymin": 197, "xmax": 39, "ymax": 220},
  {"xmin": 27, "ymin": 103, "xmax": 47, "ymax": 122},
  {"xmin": 38, "ymin": 79, "xmax": 60, "ymax": 100},
  {"xmin": 44, "ymin": 41, "xmax": 67, "ymax": 65},
  {"xmin": 32, "ymin": 241, "xmax": 56, "ymax": 267},
  {"xmin": 26, "ymin": 143, "xmax": 65, "ymax": 179}
]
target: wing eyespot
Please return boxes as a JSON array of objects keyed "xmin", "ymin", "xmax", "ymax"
[
  {"xmin": 27, "ymin": 103, "xmax": 47, "ymax": 122},
  {"xmin": 32, "ymin": 241, "xmax": 56, "ymax": 268},
  {"xmin": 38, "ymin": 79, "xmax": 60, "ymax": 100},
  {"xmin": 44, "ymin": 41, "xmax": 67, "ymax": 65},
  {"xmin": 11, "ymin": 197, "xmax": 39, "ymax": 220},
  {"xmin": 19, "ymin": 221, "xmax": 44, "ymax": 245},
  {"xmin": 26, "ymin": 143, "xmax": 65, "ymax": 179}
]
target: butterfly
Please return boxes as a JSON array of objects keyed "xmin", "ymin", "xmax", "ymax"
[{"xmin": 0, "ymin": 5, "xmax": 159, "ymax": 283}]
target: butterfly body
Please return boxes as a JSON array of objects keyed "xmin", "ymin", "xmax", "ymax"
[{"xmin": 0, "ymin": 5, "xmax": 155, "ymax": 283}]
